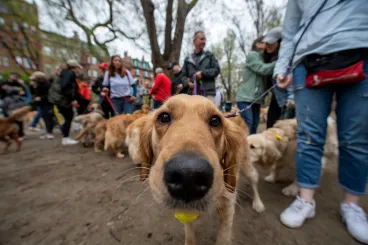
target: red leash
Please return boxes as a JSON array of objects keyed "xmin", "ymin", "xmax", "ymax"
[{"xmin": 101, "ymin": 95, "xmax": 118, "ymax": 115}]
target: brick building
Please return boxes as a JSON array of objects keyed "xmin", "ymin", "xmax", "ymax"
[{"xmin": 0, "ymin": 0, "xmax": 153, "ymax": 88}]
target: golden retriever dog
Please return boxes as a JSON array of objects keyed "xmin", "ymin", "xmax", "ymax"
[
  {"xmin": 94, "ymin": 119, "xmax": 107, "ymax": 153},
  {"xmin": 0, "ymin": 106, "xmax": 31, "ymax": 152},
  {"xmin": 136, "ymin": 95, "xmax": 264, "ymax": 245},
  {"xmin": 104, "ymin": 107, "xmax": 149, "ymax": 158},
  {"xmin": 74, "ymin": 104, "xmax": 105, "ymax": 147},
  {"xmin": 248, "ymin": 116, "xmax": 337, "ymax": 196},
  {"xmin": 23, "ymin": 110, "xmax": 45, "ymax": 129}
]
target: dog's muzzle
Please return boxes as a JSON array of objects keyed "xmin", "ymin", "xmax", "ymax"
[{"xmin": 163, "ymin": 152, "xmax": 214, "ymax": 203}]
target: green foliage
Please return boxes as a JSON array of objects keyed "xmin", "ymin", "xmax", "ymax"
[{"xmin": 1, "ymin": 71, "xmax": 30, "ymax": 84}]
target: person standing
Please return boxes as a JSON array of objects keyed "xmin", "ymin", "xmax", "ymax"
[
  {"xmin": 236, "ymin": 37, "xmax": 275, "ymax": 135},
  {"xmin": 149, "ymin": 68, "xmax": 171, "ymax": 109},
  {"xmin": 182, "ymin": 31, "xmax": 220, "ymax": 101},
  {"xmin": 214, "ymin": 87, "xmax": 224, "ymax": 111},
  {"xmin": 92, "ymin": 62, "xmax": 113, "ymax": 119},
  {"xmin": 102, "ymin": 55, "xmax": 135, "ymax": 115},
  {"xmin": 168, "ymin": 62, "xmax": 189, "ymax": 95},
  {"xmin": 133, "ymin": 79, "xmax": 146, "ymax": 112},
  {"xmin": 48, "ymin": 59, "xmax": 81, "ymax": 145},
  {"xmin": 275, "ymin": 1, "xmax": 368, "ymax": 243},
  {"xmin": 30, "ymin": 71, "xmax": 54, "ymax": 140},
  {"xmin": 262, "ymin": 27, "xmax": 295, "ymax": 129}
]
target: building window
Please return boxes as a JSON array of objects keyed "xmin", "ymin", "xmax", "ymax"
[
  {"xmin": 45, "ymin": 64, "xmax": 51, "ymax": 74},
  {"xmin": 22, "ymin": 22, "xmax": 29, "ymax": 30},
  {"xmin": 61, "ymin": 48, "xmax": 67, "ymax": 57},
  {"xmin": 87, "ymin": 57, "xmax": 90, "ymax": 64},
  {"xmin": 13, "ymin": 22, "xmax": 19, "ymax": 32},
  {"xmin": 30, "ymin": 26, "xmax": 36, "ymax": 34},
  {"xmin": 92, "ymin": 57, "xmax": 97, "ymax": 65},
  {"xmin": 144, "ymin": 71, "xmax": 148, "ymax": 78},
  {"xmin": 23, "ymin": 58, "xmax": 31, "ymax": 69},
  {"xmin": 3, "ymin": 57, "xmax": 9, "ymax": 67},
  {"xmin": 0, "ymin": 17, "xmax": 5, "ymax": 25},
  {"xmin": 16, "ymin": 56, "xmax": 23, "ymax": 66},
  {"xmin": 88, "ymin": 70, "xmax": 92, "ymax": 77},
  {"xmin": 135, "ymin": 69, "xmax": 140, "ymax": 76},
  {"xmin": 43, "ymin": 46, "xmax": 51, "ymax": 56},
  {"xmin": 93, "ymin": 70, "xmax": 98, "ymax": 77}
]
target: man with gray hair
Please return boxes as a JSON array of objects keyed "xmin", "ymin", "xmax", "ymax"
[
  {"xmin": 149, "ymin": 67, "xmax": 172, "ymax": 109},
  {"xmin": 182, "ymin": 30, "xmax": 220, "ymax": 102}
]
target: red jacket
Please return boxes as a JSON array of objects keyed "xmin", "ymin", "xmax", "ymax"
[{"xmin": 149, "ymin": 73, "xmax": 172, "ymax": 102}]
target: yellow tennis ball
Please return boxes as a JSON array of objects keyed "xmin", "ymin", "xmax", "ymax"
[{"xmin": 175, "ymin": 212, "xmax": 200, "ymax": 224}]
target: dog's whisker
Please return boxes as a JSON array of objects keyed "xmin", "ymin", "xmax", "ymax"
[
  {"xmin": 134, "ymin": 186, "xmax": 150, "ymax": 204},
  {"xmin": 222, "ymin": 163, "xmax": 243, "ymax": 173},
  {"xmin": 115, "ymin": 166, "xmax": 151, "ymax": 180}
]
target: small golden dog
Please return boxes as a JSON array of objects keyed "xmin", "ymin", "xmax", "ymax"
[
  {"xmin": 74, "ymin": 104, "xmax": 105, "ymax": 147},
  {"xmin": 247, "ymin": 117, "xmax": 337, "ymax": 196},
  {"xmin": 0, "ymin": 106, "xmax": 31, "ymax": 152},
  {"xmin": 104, "ymin": 105, "xmax": 150, "ymax": 158},
  {"xmin": 135, "ymin": 95, "xmax": 263, "ymax": 245}
]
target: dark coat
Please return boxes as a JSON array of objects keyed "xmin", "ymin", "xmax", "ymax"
[
  {"xmin": 182, "ymin": 51, "xmax": 220, "ymax": 96},
  {"xmin": 171, "ymin": 70, "xmax": 189, "ymax": 95}
]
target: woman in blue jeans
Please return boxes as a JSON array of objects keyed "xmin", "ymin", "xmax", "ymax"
[
  {"xmin": 235, "ymin": 37, "xmax": 275, "ymax": 134},
  {"xmin": 275, "ymin": 0, "xmax": 368, "ymax": 243},
  {"xmin": 102, "ymin": 55, "xmax": 135, "ymax": 115}
]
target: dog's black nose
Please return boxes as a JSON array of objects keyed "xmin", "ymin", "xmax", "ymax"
[{"xmin": 164, "ymin": 153, "xmax": 214, "ymax": 203}]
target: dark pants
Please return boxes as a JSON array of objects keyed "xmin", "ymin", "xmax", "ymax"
[
  {"xmin": 15, "ymin": 121, "xmax": 24, "ymax": 137},
  {"xmin": 267, "ymin": 93, "xmax": 282, "ymax": 128},
  {"xmin": 57, "ymin": 105, "xmax": 74, "ymax": 137},
  {"xmin": 134, "ymin": 104, "xmax": 143, "ymax": 112},
  {"xmin": 237, "ymin": 102, "xmax": 260, "ymax": 135},
  {"xmin": 40, "ymin": 103, "xmax": 54, "ymax": 134},
  {"xmin": 101, "ymin": 99, "xmax": 114, "ymax": 119},
  {"xmin": 153, "ymin": 100, "xmax": 163, "ymax": 109},
  {"xmin": 77, "ymin": 98, "xmax": 90, "ymax": 115}
]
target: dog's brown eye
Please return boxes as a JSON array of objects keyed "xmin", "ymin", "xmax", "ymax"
[
  {"xmin": 209, "ymin": 116, "xmax": 221, "ymax": 128},
  {"xmin": 157, "ymin": 112, "xmax": 171, "ymax": 124}
]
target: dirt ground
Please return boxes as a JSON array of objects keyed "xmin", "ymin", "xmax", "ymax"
[{"xmin": 0, "ymin": 129, "xmax": 366, "ymax": 245}]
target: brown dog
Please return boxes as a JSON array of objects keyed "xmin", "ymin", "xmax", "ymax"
[
  {"xmin": 135, "ymin": 95, "xmax": 263, "ymax": 245},
  {"xmin": 104, "ymin": 106, "xmax": 150, "ymax": 158},
  {"xmin": 74, "ymin": 104, "xmax": 105, "ymax": 147},
  {"xmin": 94, "ymin": 119, "xmax": 107, "ymax": 153},
  {"xmin": 0, "ymin": 106, "xmax": 31, "ymax": 152}
]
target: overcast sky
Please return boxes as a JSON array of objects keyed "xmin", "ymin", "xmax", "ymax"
[{"xmin": 31, "ymin": 0, "xmax": 286, "ymax": 63}]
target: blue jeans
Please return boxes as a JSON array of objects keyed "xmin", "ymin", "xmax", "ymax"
[
  {"xmin": 293, "ymin": 61, "xmax": 368, "ymax": 195},
  {"xmin": 111, "ymin": 97, "xmax": 133, "ymax": 115},
  {"xmin": 31, "ymin": 107, "xmax": 41, "ymax": 127},
  {"xmin": 153, "ymin": 100, "xmax": 164, "ymax": 109},
  {"xmin": 237, "ymin": 102, "xmax": 260, "ymax": 135}
]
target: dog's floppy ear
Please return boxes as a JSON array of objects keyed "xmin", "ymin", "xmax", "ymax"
[
  {"xmin": 261, "ymin": 140, "xmax": 282, "ymax": 164},
  {"xmin": 222, "ymin": 119, "xmax": 247, "ymax": 193},
  {"xmin": 138, "ymin": 117, "xmax": 154, "ymax": 181}
]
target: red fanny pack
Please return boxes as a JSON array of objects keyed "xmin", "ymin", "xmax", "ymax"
[{"xmin": 304, "ymin": 48, "xmax": 367, "ymax": 88}]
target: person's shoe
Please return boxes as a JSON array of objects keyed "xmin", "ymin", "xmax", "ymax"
[
  {"xmin": 18, "ymin": 136, "xmax": 25, "ymax": 141},
  {"xmin": 40, "ymin": 134, "xmax": 46, "ymax": 140},
  {"xmin": 341, "ymin": 202, "xmax": 368, "ymax": 244},
  {"xmin": 280, "ymin": 196, "xmax": 316, "ymax": 228},
  {"xmin": 28, "ymin": 126, "xmax": 41, "ymax": 132},
  {"xmin": 62, "ymin": 137, "xmax": 78, "ymax": 145},
  {"xmin": 46, "ymin": 134, "xmax": 55, "ymax": 140}
]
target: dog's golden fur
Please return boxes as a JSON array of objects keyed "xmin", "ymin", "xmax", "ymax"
[
  {"xmin": 104, "ymin": 105, "xmax": 150, "ymax": 158},
  {"xmin": 247, "ymin": 116, "xmax": 337, "ymax": 196},
  {"xmin": 74, "ymin": 104, "xmax": 105, "ymax": 147},
  {"xmin": 0, "ymin": 106, "xmax": 31, "ymax": 152},
  {"xmin": 94, "ymin": 119, "xmax": 107, "ymax": 153},
  {"xmin": 134, "ymin": 95, "xmax": 263, "ymax": 245}
]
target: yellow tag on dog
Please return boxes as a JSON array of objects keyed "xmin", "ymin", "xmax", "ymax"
[
  {"xmin": 275, "ymin": 134, "xmax": 283, "ymax": 140},
  {"xmin": 175, "ymin": 212, "xmax": 200, "ymax": 224}
]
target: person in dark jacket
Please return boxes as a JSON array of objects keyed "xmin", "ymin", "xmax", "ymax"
[
  {"xmin": 168, "ymin": 62, "xmax": 189, "ymax": 95},
  {"xmin": 92, "ymin": 62, "xmax": 113, "ymax": 118},
  {"xmin": 49, "ymin": 59, "xmax": 80, "ymax": 145},
  {"xmin": 0, "ymin": 72, "xmax": 30, "ymax": 139},
  {"xmin": 30, "ymin": 71, "xmax": 55, "ymax": 140},
  {"xmin": 182, "ymin": 31, "xmax": 220, "ymax": 102}
]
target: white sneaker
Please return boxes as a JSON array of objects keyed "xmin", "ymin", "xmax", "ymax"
[
  {"xmin": 28, "ymin": 126, "xmax": 41, "ymax": 132},
  {"xmin": 280, "ymin": 196, "xmax": 316, "ymax": 228},
  {"xmin": 46, "ymin": 134, "xmax": 55, "ymax": 140},
  {"xmin": 341, "ymin": 202, "xmax": 368, "ymax": 244},
  {"xmin": 40, "ymin": 134, "xmax": 46, "ymax": 140},
  {"xmin": 62, "ymin": 137, "xmax": 78, "ymax": 145}
]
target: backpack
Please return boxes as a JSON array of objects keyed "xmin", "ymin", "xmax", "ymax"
[{"xmin": 48, "ymin": 76, "xmax": 69, "ymax": 107}]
